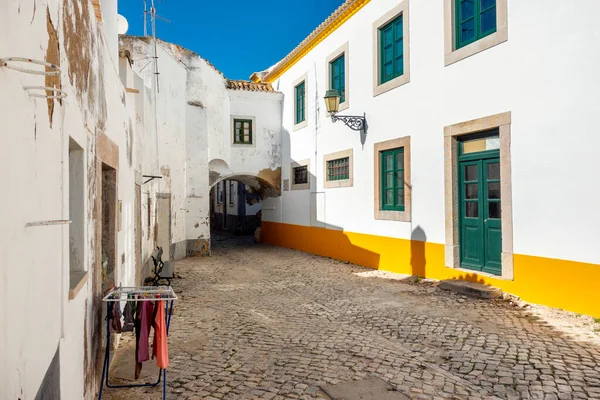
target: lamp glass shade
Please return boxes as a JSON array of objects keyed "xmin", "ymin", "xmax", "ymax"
[{"xmin": 324, "ymin": 89, "xmax": 340, "ymax": 113}]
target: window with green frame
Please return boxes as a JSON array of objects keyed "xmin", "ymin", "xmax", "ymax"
[
  {"xmin": 380, "ymin": 147, "xmax": 405, "ymax": 211},
  {"xmin": 455, "ymin": 0, "xmax": 497, "ymax": 49},
  {"xmin": 379, "ymin": 15, "xmax": 404, "ymax": 85},
  {"xmin": 327, "ymin": 157, "xmax": 349, "ymax": 181},
  {"xmin": 233, "ymin": 119, "xmax": 252, "ymax": 144},
  {"xmin": 330, "ymin": 54, "xmax": 345, "ymax": 103},
  {"xmin": 294, "ymin": 81, "xmax": 305, "ymax": 124}
]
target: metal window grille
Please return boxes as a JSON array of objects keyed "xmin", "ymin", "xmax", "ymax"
[
  {"xmin": 293, "ymin": 165, "xmax": 308, "ymax": 184},
  {"xmin": 327, "ymin": 157, "xmax": 350, "ymax": 181}
]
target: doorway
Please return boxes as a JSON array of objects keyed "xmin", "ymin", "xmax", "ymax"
[
  {"xmin": 156, "ymin": 194, "xmax": 172, "ymax": 261},
  {"xmin": 458, "ymin": 131, "xmax": 502, "ymax": 276}
]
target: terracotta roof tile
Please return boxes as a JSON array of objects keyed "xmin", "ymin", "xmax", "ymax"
[{"xmin": 226, "ymin": 80, "xmax": 275, "ymax": 92}]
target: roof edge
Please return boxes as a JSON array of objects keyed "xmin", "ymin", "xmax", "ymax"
[{"xmin": 259, "ymin": 0, "xmax": 370, "ymax": 83}]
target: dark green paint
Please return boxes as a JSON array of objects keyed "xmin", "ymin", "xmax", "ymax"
[
  {"xmin": 295, "ymin": 81, "xmax": 305, "ymax": 124},
  {"xmin": 379, "ymin": 15, "xmax": 404, "ymax": 84},
  {"xmin": 330, "ymin": 54, "xmax": 345, "ymax": 103},
  {"xmin": 233, "ymin": 119, "xmax": 252, "ymax": 144},
  {"xmin": 458, "ymin": 135, "xmax": 502, "ymax": 276},
  {"xmin": 455, "ymin": 0, "xmax": 497, "ymax": 49},
  {"xmin": 380, "ymin": 147, "xmax": 404, "ymax": 211}
]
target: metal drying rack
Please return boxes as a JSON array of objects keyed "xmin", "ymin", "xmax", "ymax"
[{"xmin": 98, "ymin": 286, "xmax": 177, "ymax": 400}]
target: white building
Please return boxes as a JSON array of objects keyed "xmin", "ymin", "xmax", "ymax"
[{"xmin": 257, "ymin": 0, "xmax": 600, "ymax": 317}]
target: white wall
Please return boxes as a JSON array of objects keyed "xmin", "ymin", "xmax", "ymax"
[
  {"xmin": 124, "ymin": 37, "xmax": 284, "ymax": 249},
  {"xmin": 0, "ymin": 0, "xmax": 140, "ymax": 398},
  {"xmin": 264, "ymin": 0, "xmax": 600, "ymax": 265},
  {"xmin": 227, "ymin": 90, "xmax": 283, "ymax": 177}
]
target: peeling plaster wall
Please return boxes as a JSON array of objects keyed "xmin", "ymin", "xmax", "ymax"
[
  {"xmin": 227, "ymin": 90, "xmax": 283, "ymax": 190},
  {"xmin": 0, "ymin": 0, "xmax": 140, "ymax": 398},
  {"xmin": 121, "ymin": 38, "xmax": 188, "ymax": 257},
  {"xmin": 123, "ymin": 36, "xmax": 283, "ymax": 252}
]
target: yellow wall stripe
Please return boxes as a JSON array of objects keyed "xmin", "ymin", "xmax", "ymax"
[{"xmin": 262, "ymin": 221, "xmax": 600, "ymax": 317}]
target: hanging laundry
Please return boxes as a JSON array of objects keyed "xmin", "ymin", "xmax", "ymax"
[
  {"xmin": 122, "ymin": 302, "xmax": 135, "ymax": 332},
  {"xmin": 109, "ymin": 301, "xmax": 122, "ymax": 333},
  {"xmin": 152, "ymin": 300, "xmax": 169, "ymax": 369},
  {"xmin": 134, "ymin": 300, "xmax": 154, "ymax": 379}
]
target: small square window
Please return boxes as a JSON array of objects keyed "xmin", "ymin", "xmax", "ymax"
[
  {"xmin": 293, "ymin": 165, "xmax": 308, "ymax": 185},
  {"xmin": 233, "ymin": 119, "xmax": 252, "ymax": 144},
  {"xmin": 327, "ymin": 157, "xmax": 350, "ymax": 181}
]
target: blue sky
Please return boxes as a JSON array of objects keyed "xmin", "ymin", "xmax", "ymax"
[{"xmin": 118, "ymin": 0, "xmax": 344, "ymax": 80}]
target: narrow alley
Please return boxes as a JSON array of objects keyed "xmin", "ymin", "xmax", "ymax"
[{"xmin": 103, "ymin": 239, "xmax": 600, "ymax": 400}]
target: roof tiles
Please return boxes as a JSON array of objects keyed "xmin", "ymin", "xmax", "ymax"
[{"xmin": 226, "ymin": 80, "xmax": 275, "ymax": 92}]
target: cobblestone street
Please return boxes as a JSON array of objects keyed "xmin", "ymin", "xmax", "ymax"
[{"xmin": 104, "ymin": 238, "xmax": 600, "ymax": 400}]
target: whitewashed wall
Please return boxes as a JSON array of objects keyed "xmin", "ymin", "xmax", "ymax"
[
  {"xmin": 0, "ymin": 0, "xmax": 142, "ymax": 398},
  {"xmin": 264, "ymin": 0, "xmax": 600, "ymax": 265},
  {"xmin": 225, "ymin": 90, "xmax": 283, "ymax": 180},
  {"xmin": 125, "ymin": 37, "xmax": 284, "ymax": 252}
]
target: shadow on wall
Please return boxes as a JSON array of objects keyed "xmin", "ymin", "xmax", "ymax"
[
  {"xmin": 452, "ymin": 272, "xmax": 487, "ymax": 285},
  {"xmin": 410, "ymin": 225, "xmax": 426, "ymax": 278},
  {"xmin": 262, "ymin": 123, "xmax": 381, "ymax": 268}
]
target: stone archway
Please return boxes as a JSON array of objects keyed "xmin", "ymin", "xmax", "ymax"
[{"xmin": 208, "ymin": 159, "xmax": 281, "ymax": 199}]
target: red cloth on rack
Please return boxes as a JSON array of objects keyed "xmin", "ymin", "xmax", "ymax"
[
  {"xmin": 136, "ymin": 301, "xmax": 154, "ymax": 363},
  {"xmin": 152, "ymin": 300, "xmax": 169, "ymax": 369}
]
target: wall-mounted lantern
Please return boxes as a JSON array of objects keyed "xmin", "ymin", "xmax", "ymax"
[{"xmin": 323, "ymin": 89, "xmax": 367, "ymax": 132}]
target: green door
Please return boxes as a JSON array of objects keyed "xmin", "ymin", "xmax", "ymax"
[{"xmin": 458, "ymin": 137, "xmax": 502, "ymax": 275}]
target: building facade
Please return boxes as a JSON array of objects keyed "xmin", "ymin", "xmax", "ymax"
[{"xmin": 258, "ymin": 0, "xmax": 600, "ymax": 317}]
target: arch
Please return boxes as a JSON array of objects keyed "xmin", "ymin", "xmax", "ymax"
[{"xmin": 211, "ymin": 173, "xmax": 279, "ymax": 199}]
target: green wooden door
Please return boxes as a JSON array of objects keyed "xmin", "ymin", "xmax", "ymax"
[
  {"xmin": 459, "ymin": 152, "xmax": 502, "ymax": 275},
  {"xmin": 482, "ymin": 158, "xmax": 502, "ymax": 275}
]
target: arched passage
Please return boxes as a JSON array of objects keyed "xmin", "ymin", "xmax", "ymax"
[{"xmin": 209, "ymin": 173, "xmax": 279, "ymax": 237}]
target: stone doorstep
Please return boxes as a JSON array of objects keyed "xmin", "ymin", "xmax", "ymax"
[
  {"xmin": 439, "ymin": 279, "xmax": 503, "ymax": 299},
  {"xmin": 321, "ymin": 377, "xmax": 410, "ymax": 400}
]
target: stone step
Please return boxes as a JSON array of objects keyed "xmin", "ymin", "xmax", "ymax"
[{"xmin": 439, "ymin": 279, "xmax": 502, "ymax": 299}]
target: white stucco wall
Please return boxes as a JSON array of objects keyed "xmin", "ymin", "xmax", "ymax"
[
  {"xmin": 124, "ymin": 37, "xmax": 284, "ymax": 249},
  {"xmin": 263, "ymin": 0, "xmax": 600, "ymax": 265},
  {"xmin": 0, "ymin": 0, "xmax": 141, "ymax": 398},
  {"xmin": 225, "ymin": 90, "xmax": 283, "ymax": 178},
  {"xmin": 123, "ymin": 39, "xmax": 190, "ymax": 253}
]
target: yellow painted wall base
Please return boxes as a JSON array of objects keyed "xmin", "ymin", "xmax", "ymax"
[{"xmin": 262, "ymin": 222, "xmax": 600, "ymax": 318}]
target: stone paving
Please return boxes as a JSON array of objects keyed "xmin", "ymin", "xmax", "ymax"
[{"xmin": 103, "ymin": 237, "xmax": 600, "ymax": 400}]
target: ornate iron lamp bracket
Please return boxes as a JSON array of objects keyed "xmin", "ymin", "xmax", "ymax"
[{"xmin": 330, "ymin": 113, "xmax": 367, "ymax": 132}]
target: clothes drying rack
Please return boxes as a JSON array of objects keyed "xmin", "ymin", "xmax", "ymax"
[{"xmin": 98, "ymin": 286, "xmax": 177, "ymax": 400}]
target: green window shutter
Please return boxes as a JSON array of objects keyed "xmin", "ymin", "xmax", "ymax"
[
  {"xmin": 233, "ymin": 119, "xmax": 252, "ymax": 144},
  {"xmin": 295, "ymin": 82, "xmax": 305, "ymax": 124},
  {"xmin": 380, "ymin": 147, "xmax": 405, "ymax": 211},
  {"xmin": 455, "ymin": 0, "xmax": 497, "ymax": 49},
  {"xmin": 379, "ymin": 15, "xmax": 403, "ymax": 85},
  {"xmin": 330, "ymin": 55, "xmax": 345, "ymax": 103}
]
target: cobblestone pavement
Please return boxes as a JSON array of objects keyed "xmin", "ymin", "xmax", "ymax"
[{"xmin": 103, "ymin": 237, "xmax": 600, "ymax": 400}]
